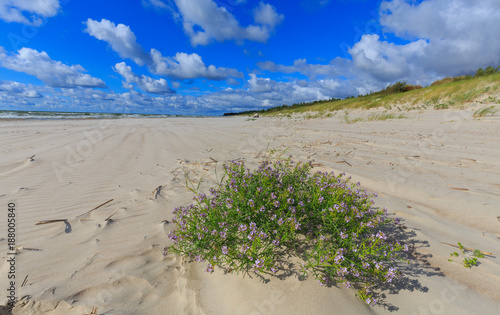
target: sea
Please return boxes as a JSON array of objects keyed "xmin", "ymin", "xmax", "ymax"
[{"xmin": 0, "ymin": 110, "xmax": 199, "ymax": 120}]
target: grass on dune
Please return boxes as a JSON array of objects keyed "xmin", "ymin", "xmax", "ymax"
[{"xmin": 234, "ymin": 71, "xmax": 500, "ymax": 117}]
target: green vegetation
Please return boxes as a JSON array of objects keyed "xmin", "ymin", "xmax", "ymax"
[
  {"xmin": 165, "ymin": 158, "xmax": 408, "ymax": 306},
  {"xmin": 224, "ymin": 66, "xmax": 500, "ymax": 117},
  {"xmin": 473, "ymin": 106, "xmax": 499, "ymax": 118},
  {"xmin": 448, "ymin": 242, "xmax": 486, "ymax": 268}
]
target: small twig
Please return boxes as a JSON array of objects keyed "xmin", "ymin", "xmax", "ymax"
[
  {"xmin": 335, "ymin": 160, "xmax": 352, "ymax": 167},
  {"xmin": 105, "ymin": 210, "xmax": 118, "ymax": 221},
  {"xmin": 35, "ymin": 219, "xmax": 67, "ymax": 225},
  {"xmin": 21, "ymin": 274, "xmax": 29, "ymax": 287},
  {"xmin": 26, "ymin": 155, "xmax": 35, "ymax": 161},
  {"xmin": 440, "ymin": 242, "xmax": 493, "ymax": 256},
  {"xmin": 451, "ymin": 187, "xmax": 469, "ymax": 191},
  {"xmin": 152, "ymin": 185, "xmax": 162, "ymax": 199},
  {"xmin": 77, "ymin": 199, "xmax": 114, "ymax": 217},
  {"xmin": 210, "ymin": 157, "xmax": 218, "ymax": 162}
]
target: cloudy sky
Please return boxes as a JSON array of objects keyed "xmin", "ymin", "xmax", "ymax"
[{"xmin": 0, "ymin": 0, "xmax": 499, "ymax": 115}]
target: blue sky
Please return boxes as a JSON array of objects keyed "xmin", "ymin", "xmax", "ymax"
[{"xmin": 0, "ymin": 0, "xmax": 499, "ymax": 115}]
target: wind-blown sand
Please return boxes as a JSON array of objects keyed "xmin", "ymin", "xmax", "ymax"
[{"xmin": 1, "ymin": 108, "xmax": 499, "ymax": 314}]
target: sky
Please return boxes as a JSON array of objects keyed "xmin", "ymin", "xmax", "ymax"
[{"xmin": 0, "ymin": 0, "xmax": 499, "ymax": 116}]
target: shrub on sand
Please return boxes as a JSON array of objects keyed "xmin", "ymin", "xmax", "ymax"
[{"xmin": 165, "ymin": 158, "xmax": 408, "ymax": 306}]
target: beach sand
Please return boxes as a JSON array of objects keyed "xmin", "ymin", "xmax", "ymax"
[{"xmin": 1, "ymin": 108, "xmax": 499, "ymax": 314}]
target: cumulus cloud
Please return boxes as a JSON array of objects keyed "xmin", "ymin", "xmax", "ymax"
[
  {"xmin": 349, "ymin": 34, "xmax": 427, "ymax": 82},
  {"xmin": 171, "ymin": 0, "xmax": 283, "ymax": 46},
  {"xmin": 380, "ymin": 0, "xmax": 500, "ymax": 75},
  {"xmin": 84, "ymin": 19, "xmax": 151, "ymax": 66},
  {"xmin": 258, "ymin": 58, "xmax": 350, "ymax": 78},
  {"xmin": 0, "ymin": 47, "xmax": 107, "ymax": 88},
  {"xmin": 84, "ymin": 18, "xmax": 242, "ymax": 81},
  {"xmin": 0, "ymin": 0, "xmax": 60, "ymax": 25},
  {"xmin": 113, "ymin": 62, "xmax": 175, "ymax": 94},
  {"xmin": 0, "ymin": 80, "xmax": 42, "ymax": 98},
  {"xmin": 259, "ymin": 0, "xmax": 500, "ymax": 94},
  {"xmin": 150, "ymin": 50, "xmax": 243, "ymax": 80}
]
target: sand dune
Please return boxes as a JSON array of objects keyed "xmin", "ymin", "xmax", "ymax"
[{"xmin": 1, "ymin": 109, "xmax": 499, "ymax": 314}]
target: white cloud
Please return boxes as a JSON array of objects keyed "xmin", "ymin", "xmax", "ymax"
[
  {"xmin": 380, "ymin": 0, "xmax": 500, "ymax": 75},
  {"xmin": 84, "ymin": 18, "xmax": 242, "ymax": 81},
  {"xmin": 0, "ymin": 80, "xmax": 42, "ymax": 98},
  {"xmin": 0, "ymin": 47, "xmax": 107, "ymax": 88},
  {"xmin": 171, "ymin": 0, "xmax": 283, "ymax": 46},
  {"xmin": 253, "ymin": 2, "xmax": 284, "ymax": 30},
  {"xmin": 150, "ymin": 50, "xmax": 243, "ymax": 80},
  {"xmin": 0, "ymin": 0, "xmax": 60, "ymax": 25},
  {"xmin": 113, "ymin": 62, "xmax": 175, "ymax": 94},
  {"xmin": 349, "ymin": 34, "xmax": 427, "ymax": 82},
  {"xmin": 84, "ymin": 19, "xmax": 151, "ymax": 66},
  {"xmin": 142, "ymin": 0, "xmax": 169, "ymax": 10}
]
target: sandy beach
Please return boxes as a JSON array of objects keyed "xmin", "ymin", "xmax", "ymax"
[{"xmin": 1, "ymin": 108, "xmax": 500, "ymax": 314}]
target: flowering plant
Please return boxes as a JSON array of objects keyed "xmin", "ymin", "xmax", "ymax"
[{"xmin": 165, "ymin": 158, "xmax": 407, "ymax": 305}]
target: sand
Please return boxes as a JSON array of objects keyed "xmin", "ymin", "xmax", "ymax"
[{"xmin": 1, "ymin": 108, "xmax": 499, "ymax": 314}]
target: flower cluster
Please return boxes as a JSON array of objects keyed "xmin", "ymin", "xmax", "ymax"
[{"xmin": 165, "ymin": 158, "xmax": 406, "ymax": 305}]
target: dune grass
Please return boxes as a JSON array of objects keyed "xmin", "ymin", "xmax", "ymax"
[
  {"xmin": 240, "ymin": 72, "xmax": 500, "ymax": 117},
  {"xmin": 473, "ymin": 106, "xmax": 499, "ymax": 118}
]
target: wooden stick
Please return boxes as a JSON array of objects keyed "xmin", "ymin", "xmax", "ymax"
[
  {"xmin": 21, "ymin": 274, "xmax": 28, "ymax": 287},
  {"xmin": 152, "ymin": 185, "xmax": 162, "ymax": 199},
  {"xmin": 451, "ymin": 187, "xmax": 469, "ymax": 191},
  {"xmin": 78, "ymin": 199, "xmax": 113, "ymax": 217},
  {"xmin": 335, "ymin": 160, "xmax": 352, "ymax": 167},
  {"xmin": 35, "ymin": 219, "xmax": 67, "ymax": 225},
  {"xmin": 105, "ymin": 210, "xmax": 118, "ymax": 221},
  {"xmin": 440, "ymin": 242, "xmax": 493, "ymax": 256}
]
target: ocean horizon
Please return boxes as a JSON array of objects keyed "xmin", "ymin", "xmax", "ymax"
[{"xmin": 0, "ymin": 110, "xmax": 209, "ymax": 120}]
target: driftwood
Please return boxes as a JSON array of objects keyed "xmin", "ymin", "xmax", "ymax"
[
  {"xmin": 21, "ymin": 274, "xmax": 28, "ymax": 287},
  {"xmin": 335, "ymin": 160, "xmax": 352, "ymax": 167},
  {"xmin": 105, "ymin": 210, "xmax": 118, "ymax": 221},
  {"xmin": 152, "ymin": 185, "xmax": 163, "ymax": 199},
  {"xmin": 77, "ymin": 199, "xmax": 114, "ymax": 217},
  {"xmin": 35, "ymin": 219, "xmax": 67, "ymax": 225}
]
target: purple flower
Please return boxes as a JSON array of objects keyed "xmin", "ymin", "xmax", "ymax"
[
  {"xmin": 238, "ymin": 224, "xmax": 247, "ymax": 232},
  {"xmin": 249, "ymin": 222, "xmax": 257, "ymax": 230},
  {"xmin": 163, "ymin": 246, "xmax": 168, "ymax": 257},
  {"xmin": 376, "ymin": 231, "xmax": 387, "ymax": 240},
  {"xmin": 318, "ymin": 196, "xmax": 324, "ymax": 203},
  {"xmin": 222, "ymin": 246, "xmax": 229, "ymax": 255},
  {"xmin": 272, "ymin": 239, "xmax": 280, "ymax": 246},
  {"xmin": 241, "ymin": 244, "xmax": 249, "ymax": 253},
  {"xmin": 205, "ymin": 263, "xmax": 214, "ymax": 273},
  {"xmin": 288, "ymin": 186, "xmax": 294, "ymax": 193},
  {"xmin": 219, "ymin": 230, "xmax": 227, "ymax": 239},
  {"xmin": 277, "ymin": 218, "xmax": 284, "ymax": 225},
  {"xmin": 253, "ymin": 258, "xmax": 264, "ymax": 270}
]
